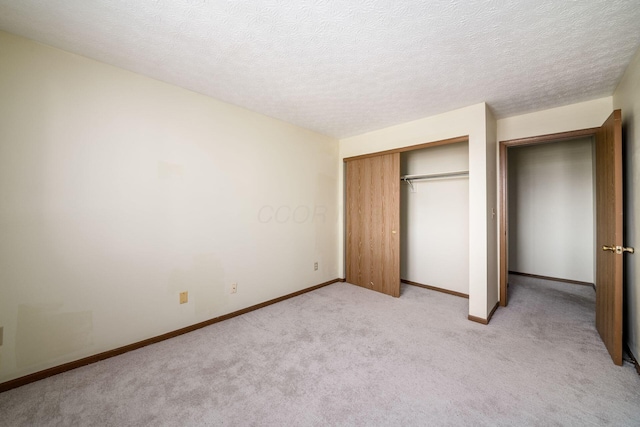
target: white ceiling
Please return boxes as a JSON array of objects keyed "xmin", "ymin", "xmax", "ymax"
[{"xmin": 1, "ymin": 1, "xmax": 639, "ymax": 138}]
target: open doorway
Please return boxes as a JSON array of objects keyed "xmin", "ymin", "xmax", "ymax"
[
  {"xmin": 499, "ymin": 111, "xmax": 628, "ymax": 365},
  {"xmin": 499, "ymin": 127, "xmax": 600, "ymax": 306},
  {"xmin": 506, "ymin": 136, "xmax": 595, "ymax": 287}
]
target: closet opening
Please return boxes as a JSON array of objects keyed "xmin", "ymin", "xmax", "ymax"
[
  {"xmin": 400, "ymin": 141, "xmax": 470, "ymax": 298},
  {"xmin": 499, "ymin": 110, "xmax": 626, "ymax": 365},
  {"xmin": 343, "ymin": 135, "xmax": 470, "ymax": 300},
  {"xmin": 499, "ymin": 127, "xmax": 600, "ymax": 306},
  {"xmin": 506, "ymin": 136, "xmax": 596, "ymax": 289}
]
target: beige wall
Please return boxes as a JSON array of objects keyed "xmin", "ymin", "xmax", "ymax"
[
  {"xmin": 339, "ymin": 103, "xmax": 498, "ymax": 320},
  {"xmin": 0, "ymin": 31, "xmax": 339, "ymax": 383},
  {"xmin": 613, "ymin": 46, "xmax": 640, "ymax": 360},
  {"xmin": 497, "ymin": 97, "xmax": 613, "ymax": 141}
]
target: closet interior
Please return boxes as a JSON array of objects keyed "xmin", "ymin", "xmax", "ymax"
[
  {"xmin": 400, "ymin": 141, "xmax": 470, "ymax": 296},
  {"xmin": 507, "ymin": 137, "xmax": 595, "ymax": 284}
]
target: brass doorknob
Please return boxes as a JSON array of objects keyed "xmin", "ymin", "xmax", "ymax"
[{"xmin": 602, "ymin": 245, "xmax": 635, "ymax": 254}]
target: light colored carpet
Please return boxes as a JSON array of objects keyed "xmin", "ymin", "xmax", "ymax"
[{"xmin": 1, "ymin": 276, "xmax": 639, "ymax": 426}]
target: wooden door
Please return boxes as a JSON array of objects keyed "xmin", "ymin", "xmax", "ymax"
[
  {"xmin": 595, "ymin": 109, "xmax": 625, "ymax": 365},
  {"xmin": 346, "ymin": 153, "xmax": 400, "ymax": 297}
]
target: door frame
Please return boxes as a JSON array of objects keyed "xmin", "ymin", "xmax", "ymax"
[
  {"xmin": 498, "ymin": 127, "xmax": 599, "ymax": 306},
  {"xmin": 343, "ymin": 135, "xmax": 469, "ymax": 162}
]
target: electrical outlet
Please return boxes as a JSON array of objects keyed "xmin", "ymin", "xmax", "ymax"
[
  {"xmin": 314, "ymin": 262, "xmax": 318, "ymax": 271},
  {"xmin": 231, "ymin": 283, "xmax": 237, "ymax": 294},
  {"xmin": 180, "ymin": 291, "xmax": 188, "ymax": 304}
]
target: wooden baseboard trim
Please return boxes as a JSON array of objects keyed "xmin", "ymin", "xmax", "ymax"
[
  {"xmin": 468, "ymin": 315, "xmax": 488, "ymax": 325},
  {"xmin": 0, "ymin": 278, "xmax": 343, "ymax": 394},
  {"xmin": 468, "ymin": 301, "xmax": 500, "ymax": 325},
  {"xmin": 509, "ymin": 271, "xmax": 594, "ymax": 288},
  {"xmin": 487, "ymin": 301, "xmax": 499, "ymax": 322},
  {"xmin": 401, "ymin": 279, "xmax": 469, "ymax": 299}
]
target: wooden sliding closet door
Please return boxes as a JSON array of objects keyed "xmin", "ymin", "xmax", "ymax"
[{"xmin": 346, "ymin": 153, "xmax": 400, "ymax": 297}]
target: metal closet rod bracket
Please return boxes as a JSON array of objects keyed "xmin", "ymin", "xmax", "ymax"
[{"xmin": 402, "ymin": 177, "xmax": 415, "ymax": 192}]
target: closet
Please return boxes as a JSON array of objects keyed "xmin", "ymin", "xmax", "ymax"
[
  {"xmin": 401, "ymin": 141, "xmax": 469, "ymax": 296},
  {"xmin": 345, "ymin": 138, "xmax": 470, "ymax": 298},
  {"xmin": 507, "ymin": 138, "xmax": 595, "ymax": 283}
]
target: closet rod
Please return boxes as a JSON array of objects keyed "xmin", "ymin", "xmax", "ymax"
[{"xmin": 400, "ymin": 170, "xmax": 469, "ymax": 182}]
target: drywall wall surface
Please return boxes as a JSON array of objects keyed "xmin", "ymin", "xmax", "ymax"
[
  {"xmin": 508, "ymin": 138, "xmax": 594, "ymax": 283},
  {"xmin": 0, "ymin": 31, "xmax": 339, "ymax": 383},
  {"xmin": 497, "ymin": 97, "xmax": 613, "ymax": 142},
  {"xmin": 613, "ymin": 45, "xmax": 640, "ymax": 361},
  {"xmin": 340, "ymin": 104, "xmax": 480, "ymax": 159},
  {"xmin": 339, "ymin": 102, "xmax": 492, "ymax": 320},
  {"xmin": 485, "ymin": 105, "xmax": 499, "ymax": 312},
  {"xmin": 400, "ymin": 143, "xmax": 469, "ymax": 295}
]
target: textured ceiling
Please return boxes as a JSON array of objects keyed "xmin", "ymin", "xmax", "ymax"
[{"xmin": 1, "ymin": 1, "xmax": 639, "ymax": 138}]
